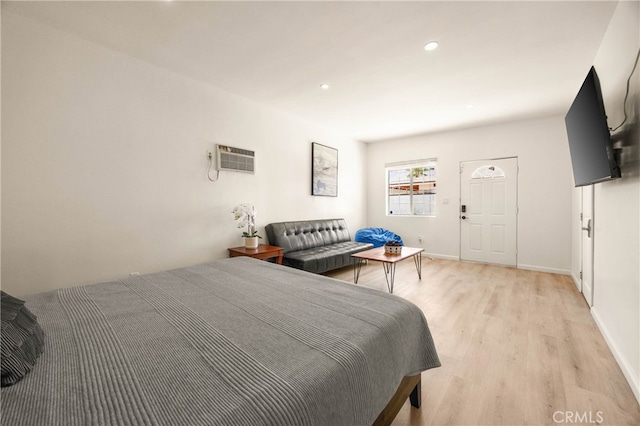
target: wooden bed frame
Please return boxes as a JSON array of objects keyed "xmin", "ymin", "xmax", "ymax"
[{"xmin": 373, "ymin": 374, "xmax": 422, "ymax": 426}]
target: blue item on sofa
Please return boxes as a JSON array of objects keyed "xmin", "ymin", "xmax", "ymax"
[{"xmin": 354, "ymin": 228, "xmax": 404, "ymax": 248}]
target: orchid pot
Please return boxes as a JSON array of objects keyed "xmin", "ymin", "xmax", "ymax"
[
  {"xmin": 232, "ymin": 203, "xmax": 262, "ymax": 248},
  {"xmin": 244, "ymin": 236, "xmax": 260, "ymax": 249}
]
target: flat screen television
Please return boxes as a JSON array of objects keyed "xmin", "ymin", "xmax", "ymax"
[{"xmin": 565, "ymin": 66, "xmax": 621, "ymax": 187}]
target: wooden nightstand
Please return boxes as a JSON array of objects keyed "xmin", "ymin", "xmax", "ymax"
[{"xmin": 227, "ymin": 244, "xmax": 284, "ymax": 265}]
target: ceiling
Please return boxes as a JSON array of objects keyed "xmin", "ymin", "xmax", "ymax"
[{"xmin": 3, "ymin": 1, "xmax": 618, "ymax": 142}]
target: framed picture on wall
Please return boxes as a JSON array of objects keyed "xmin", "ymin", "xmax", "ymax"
[{"xmin": 311, "ymin": 142, "xmax": 338, "ymax": 197}]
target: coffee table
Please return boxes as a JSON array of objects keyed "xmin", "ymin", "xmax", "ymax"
[{"xmin": 352, "ymin": 246, "xmax": 424, "ymax": 293}]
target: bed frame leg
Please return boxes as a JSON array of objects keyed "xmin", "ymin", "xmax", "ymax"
[
  {"xmin": 373, "ymin": 374, "xmax": 422, "ymax": 426},
  {"xmin": 409, "ymin": 377, "xmax": 421, "ymax": 408}
]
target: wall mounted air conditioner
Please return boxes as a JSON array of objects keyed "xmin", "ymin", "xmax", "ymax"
[{"xmin": 216, "ymin": 144, "xmax": 255, "ymax": 174}]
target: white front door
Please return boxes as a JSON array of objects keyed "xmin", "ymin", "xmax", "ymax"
[
  {"xmin": 581, "ymin": 186, "xmax": 594, "ymax": 307},
  {"xmin": 460, "ymin": 158, "xmax": 518, "ymax": 266}
]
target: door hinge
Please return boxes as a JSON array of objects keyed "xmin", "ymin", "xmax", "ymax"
[
  {"xmin": 580, "ymin": 271, "xmax": 583, "ymax": 280},
  {"xmin": 580, "ymin": 213, "xmax": 583, "ymax": 221}
]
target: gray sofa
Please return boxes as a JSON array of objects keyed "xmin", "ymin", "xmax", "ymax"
[{"xmin": 265, "ymin": 218, "xmax": 373, "ymax": 274}]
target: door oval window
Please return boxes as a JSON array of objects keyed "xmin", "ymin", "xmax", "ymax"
[{"xmin": 471, "ymin": 165, "xmax": 506, "ymax": 179}]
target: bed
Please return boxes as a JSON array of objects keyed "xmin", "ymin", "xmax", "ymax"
[{"xmin": 1, "ymin": 257, "xmax": 440, "ymax": 425}]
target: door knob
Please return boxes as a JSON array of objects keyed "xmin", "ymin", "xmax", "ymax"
[
  {"xmin": 461, "ymin": 215, "xmax": 467, "ymax": 220},
  {"xmin": 582, "ymin": 219, "xmax": 592, "ymax": 238}
]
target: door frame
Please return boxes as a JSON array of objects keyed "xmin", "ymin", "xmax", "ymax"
[{"xmin": 459, "ymin": 156, "xmax": 519, "ymax": 267}]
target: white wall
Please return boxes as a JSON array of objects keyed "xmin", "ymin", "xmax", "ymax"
[
  {"xmin": 0, "ymin": 6, "xmax": 3, "ymax": 292},
  {"xmin": 366, "ymin": 115, "xmax": 574, "ymax": 274},
  {"xmin": 572, "ymin": 0, "xmax": 640, "ymax": 402},
  {"xmin": 1, "ymin": 12, "xmax": 367, "ymax": 296}
]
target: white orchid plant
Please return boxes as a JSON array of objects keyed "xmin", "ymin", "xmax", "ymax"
[{"xmin": 232, "ymin": 203, "xmax": 261, "ymax": 239}]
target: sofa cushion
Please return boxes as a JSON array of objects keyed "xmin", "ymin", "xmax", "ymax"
[
  {"xmin": 266, "ymin": 219, "xmax": 352, "ymax": 253},
  {"xmin": 283, "ymin": 242, "xmax": 373, "ymax": 273}
]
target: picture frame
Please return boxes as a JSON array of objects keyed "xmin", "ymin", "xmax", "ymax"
[{"xmin": 311, "ymin": 142, "xmax": 338, "ymax": 197}]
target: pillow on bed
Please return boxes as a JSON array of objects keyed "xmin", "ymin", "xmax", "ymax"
[{"xmin": 1, "ymin": 291, "xmax": 45, "ymax": 387}]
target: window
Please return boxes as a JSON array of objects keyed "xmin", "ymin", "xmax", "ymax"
[
  {"xmin": 471, "ymin": 165, "xmax": 505, "ymax": 179},
  {"xmin": 386, "ymin": 160, "xmax": 437, "ymax": 216}
]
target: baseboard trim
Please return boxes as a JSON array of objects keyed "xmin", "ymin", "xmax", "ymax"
[
  {"xmin": 516, "ymin": 263, "xmax": 572, "ymax": 276},
  {"xmin": 591, "ymin": 307, "xmax": 640, "ymax": 405},
  {"xmin": 423, "ymin": 253, "xmax": 459, "ymax": 262},
  {"xmin": 428, "ymin": 257, "xmax": 573, "ymax": 276}
]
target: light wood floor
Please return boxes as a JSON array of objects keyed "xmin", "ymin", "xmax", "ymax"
[{"xmin": 327, "ymin": 258, "xmax": 640, "ymax": 425}]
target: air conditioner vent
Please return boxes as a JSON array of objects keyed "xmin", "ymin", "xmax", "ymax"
[{"xmin": 216, "ymin": 144, "xmax": 255, "ymax": 173}]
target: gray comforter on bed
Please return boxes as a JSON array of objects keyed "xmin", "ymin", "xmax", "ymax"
[{"xmin": 1, "ymin": 257, "xmax": 440, "ymax": 426}]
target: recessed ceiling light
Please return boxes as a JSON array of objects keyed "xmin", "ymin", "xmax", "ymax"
[
  {"xmin": 424, "ymin": 41, "xmax": 439, "ymax": 51},
  {"xmin": 320, "ymin": 83, "xmax": 330, "ymax": 90}
]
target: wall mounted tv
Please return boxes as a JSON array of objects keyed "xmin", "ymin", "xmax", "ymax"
[{"xmin": 565, "ymin": 66, "xmax": 621, "ymax": 187}]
